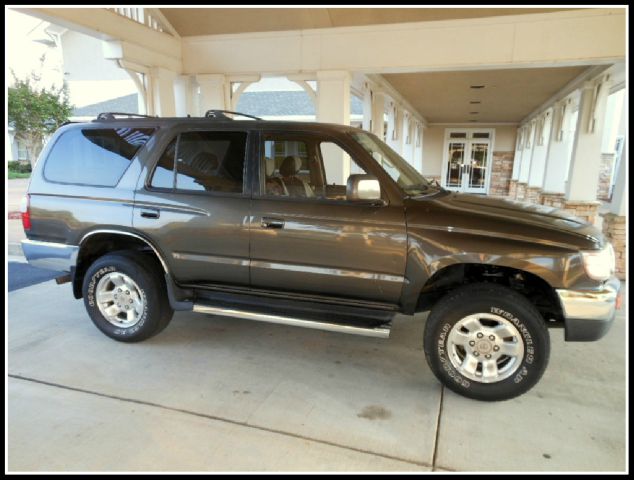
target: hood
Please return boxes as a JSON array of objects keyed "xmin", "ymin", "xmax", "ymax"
[{"xmin": 406, "ymin": 191, "xmax": 603, "ymax": 250}]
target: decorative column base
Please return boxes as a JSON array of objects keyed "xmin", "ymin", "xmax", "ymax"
[
  {"xmin": 515, "ymin": 182, "xmax": 527, "ymax": 201},
  {"xmin": 602, "ymin": 213, "xmax": 626, "ymax": 280},
  {"xmin": 561, "ymin": 201, "xmax": 601, "ymax": 225},
  {"xmin": 525, "ymin": 187, "xmax": 543, "ymax": 205},
  {"xmin": 541, "ymin": 192, "xmax": 566, "ymax": 208},
  {"xmin": 508, "ymin": 180, "xmax": 518, "ymax": 199}
]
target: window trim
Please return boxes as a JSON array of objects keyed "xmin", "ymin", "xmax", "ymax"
[
  {"xmin": 145, "ymin": 129, "xmax": 250, "ymax": 198},
  {"xmin": 42, "ymin": 126, "xmax": 156, "ymax": 188}
]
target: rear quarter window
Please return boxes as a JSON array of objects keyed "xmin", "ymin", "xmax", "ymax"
[{"xmin": 43, "ymin": 127, "xmax": 155, "ymax": 186}]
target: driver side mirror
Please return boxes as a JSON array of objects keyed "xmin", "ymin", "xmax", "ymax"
[{"xmin": 346, "ymin": 174, "xmax": 385, "ymax": 205}]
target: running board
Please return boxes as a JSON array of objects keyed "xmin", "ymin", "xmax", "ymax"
[{"xmin": 192, "ymin": 303, "xmax": 391, "ymax": 338}]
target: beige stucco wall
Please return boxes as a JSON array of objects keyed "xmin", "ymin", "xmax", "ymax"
[{"xmin": 422, "ymin": 125, "xmax": 517, "ymax": 176}]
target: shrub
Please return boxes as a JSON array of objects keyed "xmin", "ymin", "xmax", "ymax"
[{"xmin": 8, "ymin": 161, "xmax": 32, "ymax": 173}]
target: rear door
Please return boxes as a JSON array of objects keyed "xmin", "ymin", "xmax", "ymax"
[
  {"xmin": 133, "ymin": 125, "xmax": 253, "ymax": 286},
  {"xmin": 249, "ymin": 130, "xmax": 408, "ymax": 303}
]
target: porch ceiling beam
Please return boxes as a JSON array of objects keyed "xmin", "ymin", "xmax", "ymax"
[
  {"xmin": 16, "ymin": 8, "xmax": 181, "ymax": 66},
  {"xmin": 182, "ymin": 8, "xmax": 624, "ymax": 76}
]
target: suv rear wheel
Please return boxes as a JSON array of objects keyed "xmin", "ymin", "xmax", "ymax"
[
  {"xmin": 423, "ymin": 283, "xmax": 550, "ymax": 401},
  {"xmin": 82, "ymin": 251, "xmax": 174, "ymax": 342}
]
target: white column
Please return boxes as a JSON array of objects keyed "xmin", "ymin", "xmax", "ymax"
[
  {"xmin": 362, "ymin": 83, "xmax": 372, "ymax": 132},
  {"xmin": 149, "ymin": 67, "xmax": 177, "ymax": 117},
  {"xmin": 609, "ymin": 138, "xmax": 627, "ymax": 216},
  {"xmin": 316, "ymin": 70, "xmax": 351, "ymax": 184},
  {"xmin": 542, "ymin": 100, "xmax": 572, "ymax": 193},
  {"xmin": 528, "ymin": 110, "xmax": 553, "ymax": 187},
  {"xmin": 371, "ymin": 90, "xmax": 387, "ymax": 139},
  {"xmin": 387, "ymin": 104, "xmax": 404, "ymax": 154},
  {"xmin": 511, "ymin": 126, "xmax": 524, "ymax": 181},
  {"xmin": 566, "ymin": 76, "xmax": 612, "ymax": 201},
  {"xmin": 316, "ymin": 70, "xmax": 350, "ymax": 125},
  {"xmin": 196, "ymin": 74, "xmax": 229, "ymax": 115},
  {"xmin": 173, "ymin": 75, "xmax": 192, "ymax": 117},
  {"xmin": 518, "ymin": 120, "xmax": 536, "ymax": 183},
  {"xmin": 415, "ymin": 123, "xmax": 424, "ymax": 173}
]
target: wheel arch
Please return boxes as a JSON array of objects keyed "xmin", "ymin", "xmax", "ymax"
[{"xmin": 72, "ymin": 229, "xmax": 169, "ymax": 299}]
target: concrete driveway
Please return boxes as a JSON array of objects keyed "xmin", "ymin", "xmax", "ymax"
[{"xmin": 8, "ymin": 278, "xmax": 626, "ymax": 472}]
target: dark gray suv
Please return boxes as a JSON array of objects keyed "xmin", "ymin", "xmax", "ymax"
[{"xmin": 20, "ymin": 111, "xmax": 621, "ymax": 401}]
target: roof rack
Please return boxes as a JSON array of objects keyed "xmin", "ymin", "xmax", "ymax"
[
  {"xmin": 96, "ymin": 112, "xmax": 156, "ymax": 120},
  {"xmin": 205, "ymin": 110, "xmax": 262, "ymax": 121}
]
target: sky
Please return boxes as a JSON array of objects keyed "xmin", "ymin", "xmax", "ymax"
[{"xmin": 6, "ymin": 9, "xmax": 64, "ymax": 88}]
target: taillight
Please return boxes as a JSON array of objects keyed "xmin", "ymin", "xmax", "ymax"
[{"xmin": 20, "ymin": 194, "xmax": 31, "ymax": 231}]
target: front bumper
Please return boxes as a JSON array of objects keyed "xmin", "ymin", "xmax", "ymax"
[
  {"xmin": 556, "ymin": 277, "xmax": 621, "ymax": 341},
  {"xmin": 21, "ymin": 239, "xmax": 79, "ymax": 272}
]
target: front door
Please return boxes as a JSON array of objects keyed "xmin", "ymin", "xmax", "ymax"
[
  {"xmin": 443, "ymin": 130, "xmax": 492, "ymax": 194},
  {"xmin": 249, "ymin": 131, "xmax": 407, "ymax": 304}
]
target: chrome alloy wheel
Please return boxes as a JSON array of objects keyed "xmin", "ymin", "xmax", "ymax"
[
  {"xmin": 95, "ymin": 272, "xmax": 145, "ymax": 328},
  {"xmin": 447, "ymin": 313, "xmax": 525, "ymax": 383}
]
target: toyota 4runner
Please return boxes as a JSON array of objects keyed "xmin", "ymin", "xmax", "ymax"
[{"xmin": 20, "ymin": 110, "xmax": 621, "ymax": 401}]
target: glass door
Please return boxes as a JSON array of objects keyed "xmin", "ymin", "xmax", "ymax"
[
  {"xmin": 445, "ymin": 141, "xmax": 467, "ymax": 190},
  {"xmin": 463, "ymin": 141, "xmax": 489, "ymax": 194},
  {"xmin": 443, "ymin": 131, "xmax": 491, "ymax": 194}
]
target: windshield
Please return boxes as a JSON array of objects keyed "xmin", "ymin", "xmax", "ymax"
[{"xmin": 350, "ymin": 131, "xmax": 438, "ymax": 196}]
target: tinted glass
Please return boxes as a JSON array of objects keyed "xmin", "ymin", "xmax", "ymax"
[
  {"xmin": 175, "ymin": 131, "xmax": 246, "ymax": 193},
  {"xmin": 150, "ymin": 138, "xmax": 176, "ymax": 189},
  {"xmin": 44, "ymin": 127, "xmax": 154, "ymax": 186}
]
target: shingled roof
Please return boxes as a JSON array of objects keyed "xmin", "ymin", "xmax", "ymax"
[{"xmin": 73, "ymin": 90, "xmax": 363, "ymax": 118}]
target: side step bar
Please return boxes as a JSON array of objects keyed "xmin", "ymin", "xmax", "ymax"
[{"xmin": 192, "ymin": 303, "xmax": 391, "ymax": 338}]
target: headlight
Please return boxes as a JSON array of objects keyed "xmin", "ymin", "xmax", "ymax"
[{"xmin": 582, "ymin": 243, "xmax": 615, "ymax": 281}]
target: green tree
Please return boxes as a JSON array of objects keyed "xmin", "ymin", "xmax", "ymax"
[{"xmin": 8, "ymin": 72, "xmax": 73, "ymax": 166}]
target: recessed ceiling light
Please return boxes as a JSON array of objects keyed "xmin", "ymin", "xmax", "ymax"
[{"xmin": 470, "ymin": 85, "xmax": 485, "ymax": 89}]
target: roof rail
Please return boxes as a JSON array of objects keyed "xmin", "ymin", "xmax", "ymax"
[
  {"xmin": 96, "ymin": 112, "xmax": 156, "ymax": 120},
  {"xmin": 205, "ymin": 110, "xmax": 262, "ymax": 121}
]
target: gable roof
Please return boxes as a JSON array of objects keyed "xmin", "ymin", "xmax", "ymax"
[{"xmin": 72, "ymin": 93, "xmax": 139, "ymax": 117}]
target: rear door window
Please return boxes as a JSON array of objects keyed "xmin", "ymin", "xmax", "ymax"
[
  {"xmin": 150, "ymin": 131, "xmax": 247, "ymax": 194},
  {"xmin": 44, "ymin": 127, "xmax": 155, "ymax": 186}
]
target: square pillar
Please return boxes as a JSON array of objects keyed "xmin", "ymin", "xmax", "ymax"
[
  {"xmin": 387, "ymin": 104, "xmax": 404, "ymax": 155},
  {"xmin": 149, "ymin": 67, "xmax": 177, "ymax": 117},
  {"xmin": 566, "ymin": 77, "xmax": 612, "ymax": 202},
  {"xmin": 526, "ymin": 110, "xmax": 553, "ymax": 204},
  {"xmin": 317, "ymin": 70, "xmax": 351, "ymax": 184},
  {"xmin": 316, "ymin": 70, "xmax": 350, "ymax": 125},
  {"xmin": 542, "ymin": 100, "xmax": 573, "ymax": 194},
  {"xmin": 371, "ymin": 90, "xmax": 387, "ymax": 139},
  {"xmin": 174, "ymin": 75, "xmax": 193, "ymax": 117},
  {"xmin": 196, "ymin": 74, "xmax": 229, "ymax": 115}
]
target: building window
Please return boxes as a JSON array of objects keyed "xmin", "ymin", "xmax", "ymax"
[{"xmin": 17, "ymin": 140, "xmax": 29, "ymax": 161}]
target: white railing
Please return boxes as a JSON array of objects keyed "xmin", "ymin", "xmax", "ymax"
[{"xmin": 108, "ymin": 8, "xmax": 174, "ymax": 36}]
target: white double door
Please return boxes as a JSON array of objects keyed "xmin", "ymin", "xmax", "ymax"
[{"xmin": 443, "ymin": 134, "xmax": 492, "ymax": 194}]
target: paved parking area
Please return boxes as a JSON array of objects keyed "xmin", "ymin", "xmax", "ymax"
[{"xmin": 8, "ymin": 279, "xmax": 626, "ymax": 472}]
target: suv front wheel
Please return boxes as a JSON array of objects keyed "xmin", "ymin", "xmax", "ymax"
[
  {"xmin": 423, "ymin": 283, "xmax": 550, "ymax": 401},
  {"xmin": 82, "ymin": 252, "xmax": 174, "ymax": 342}
]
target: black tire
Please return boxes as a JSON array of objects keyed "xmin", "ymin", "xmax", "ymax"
[
  {"xmin": 82, "ymin": 251, "xmax": 174, "ymax": 342},
  {"xmin": 423, "ymin": 283, "xmax": 550, "ymax": 401}
]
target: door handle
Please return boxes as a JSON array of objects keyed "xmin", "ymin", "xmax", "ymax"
[
  {"xmin": 261, "ymin": 217, "xmax": 284, "ymax": 229},
  {"xmin": 140, "ymin": 208, "xmax": 160, "ymax": 219}
]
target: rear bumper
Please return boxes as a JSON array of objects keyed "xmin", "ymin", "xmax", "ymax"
[
  {"xmin": 21, "ymin": 239, "xmax": 79, "ymax": 272},
  {"xmin": 556, "ymin": 277, "xmax": 621, "ymax": 342}
]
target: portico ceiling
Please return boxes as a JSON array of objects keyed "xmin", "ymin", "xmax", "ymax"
[
  {"xmin": 159, "ymin": 8, "xmax": 579, "ymax": 37},
  {"xmin": 383, "ymin": 66, "xmax": 591, "ymax": 123}
]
